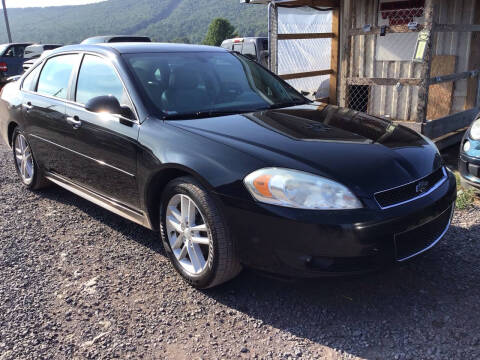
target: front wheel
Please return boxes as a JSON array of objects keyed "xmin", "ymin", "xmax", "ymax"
[
  {"xmin": 12, "ymin": 128, "xmax": 50, "ymax": 190},
  {"xmin": 160, "ymin": 177, "xmax": 241, "ymax": 289}
]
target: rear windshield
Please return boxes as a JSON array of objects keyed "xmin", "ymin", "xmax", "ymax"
[{"xmin": 124, "ymin": 51, "xmax": 307, "ymax": 119}]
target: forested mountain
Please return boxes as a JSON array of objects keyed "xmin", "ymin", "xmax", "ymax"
[{"xmin": 0, "ymin": 0, "xmax": 267, "ymax": 45}]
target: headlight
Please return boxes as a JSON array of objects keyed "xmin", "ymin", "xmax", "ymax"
[
  {"xmin": 244, "ymin": 168, "xmax": 362, "ymax": 210},
  {"xmin": 470, "ymin": 119, "xmax": 480, "ymax": 140}
]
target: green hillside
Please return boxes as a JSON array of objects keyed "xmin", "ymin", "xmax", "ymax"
[{"xmin": 0, "ymin": 0, "xmax": 267, "ymax": 45}]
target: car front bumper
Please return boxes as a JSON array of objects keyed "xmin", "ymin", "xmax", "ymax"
[
  {"xmin": 459, "ymin": 147, "xmax": 480, "ymax": 189},
  {"xmin": 219, "ymin": 169, "xmax": 457, "ymax": 277}
]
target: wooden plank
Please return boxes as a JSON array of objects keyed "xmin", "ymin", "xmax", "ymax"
[
  {"xmin": 427, "ymin": 55, "xmax": 457, "ymax": 120},
  {"xmin": 346, "ymin": 77, "xmax": 423, "ymax": 86},
  {"xmin": 423, "ymin": 107, "xmax": 479, "ymax": 139},
  {"xmin": 278, "ymin": 33, "xmax": 334, "ymax": 40},
  {"xmin": 416, "ymin": 0, "xmax": 435, "ymax": 125},
  {"xmin": 329, "ymin": 8, "xmax": 339, "ymax": 105},
  {"xmin": 435, "ymin": 24, "xmax": 480, "ymax": 32},
  {"xmin": 434, "ymin": 129, "xmax": 467, "ymax": 150},
  {"xmin": 466, "ymin": 1, "xmax": 480, "ymax": 109},
  {"xmin": 280, "ymin": 69, "xmax": 333, "ymax": 80},
  {"xmin": 339, "ymin": 0, "xmax": 353, "ymax": 107},
  {"xmin": 428, "ymin": 70, "xmax": 480, "ymax": 85},
  {"xmin": 349, "ymin": 24, "xmax": 425, "ymax": 36}
]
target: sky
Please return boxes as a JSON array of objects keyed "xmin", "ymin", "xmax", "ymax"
[{"xmin": 4, "ymin": 0, "xmax": 106, "ymax": 8}]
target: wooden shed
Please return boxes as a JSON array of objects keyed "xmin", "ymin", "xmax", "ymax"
[{"xmin": 243, "ymin": 0, "xmax": 480, "ymax": 148}]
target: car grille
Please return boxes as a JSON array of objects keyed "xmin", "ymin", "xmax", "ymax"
[
  {"xmin": 374, "ymin": 167, "xmax": 446, "ymax": 209},
  {"xmin": 394, "ymin": 206, "xmax": 453, "ymax": 261}
]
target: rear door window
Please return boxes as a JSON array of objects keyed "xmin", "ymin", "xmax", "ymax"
[
  {"xmin": 37, "ymin": 54, "xmax": 78, "ymax": 99},
  {"xmin": 75, "ymin": 54, "xmax": 129, "ymax": 106}
]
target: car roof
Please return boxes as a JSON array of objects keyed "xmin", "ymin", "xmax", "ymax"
[
  {"xmin": 81, "ymin": 35, "xmax": 152, "ymax": 44},
  {"xmin": 25, "ymin": 44, "xmax": 62, "ymax": 49},
  {"xmin": 52, "ymin": 42, "xmax": 228, "ymax": 55}
]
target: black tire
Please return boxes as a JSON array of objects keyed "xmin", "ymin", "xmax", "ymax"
[
  {"xmin": 12, "ymin": 128, "xmax": 50, "ymax": 190},
  {"xmin": 160, "ymin": 176, "xmax": 241, "ymax": 289}
]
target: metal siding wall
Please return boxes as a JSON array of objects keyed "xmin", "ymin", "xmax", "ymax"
[{"xmin": 349, "ymin": 0, "xmax": 475, "ymax": 121}]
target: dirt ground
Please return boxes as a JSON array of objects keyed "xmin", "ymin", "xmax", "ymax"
[{"xmin": 0, "ymin": 142, "xmax": 479, "ymax": 360}]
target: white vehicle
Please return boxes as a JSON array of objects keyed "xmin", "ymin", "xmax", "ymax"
[
  {"xmin": 22, "ymin": 49, "xmax": 56, "ymax": 72},
  {"xmin": 23, "ymin": 44, "xmax": 62, "ymax": 60}
]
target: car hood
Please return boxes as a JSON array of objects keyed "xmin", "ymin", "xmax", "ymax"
[{"xmin": 167, "ymin": 104, "xmax": 443, "ymax": 196}]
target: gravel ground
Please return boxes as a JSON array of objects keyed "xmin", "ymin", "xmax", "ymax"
[{"xmin": 0, "ymin": 142, "xmax": 479, "ymax": 360}]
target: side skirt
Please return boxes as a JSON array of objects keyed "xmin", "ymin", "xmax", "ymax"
[{"xmin": 45, "ymin": 171, "xmax": 153, "ymax": 230}]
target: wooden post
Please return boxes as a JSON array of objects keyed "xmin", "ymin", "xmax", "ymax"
[
  {"xmin": 418, "ymin": 0, "xmax": 435, "ymax": 128},
  {"xmin": 466, "ymin": 0, "xmax": 480, "ymax": 110},
  {"xmin": 339, "ymin": 0, "xmax": 353, "ymax": 107},
  {"xmin": 329, "ymin": 8, "xmax": 339, "ymax": 104}
]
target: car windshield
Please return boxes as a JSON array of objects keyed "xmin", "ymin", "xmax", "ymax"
[{"xmin": 124, "ymin": 51, "xmax": 309, "ymax": 119}]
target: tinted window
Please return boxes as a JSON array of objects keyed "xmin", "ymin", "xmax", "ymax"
[
  {"xmin": 125, "ymin": 52, "xmax": 307, "ymax": 118},
  {"xmin": 4, "ymin": 45, "xmax": 27, "ymax": 58},
  {"xmin": 242, "ymin": 42, "xmax": 257, "ymax": 60},
  {"xmin": 22, "ymin": 65, "xmax": 42, "ymax": 91},
  {"xmin": 76, "ymin": 54, "xmax": 129, "ymax": 106},
  {"xmin": 37, "ymin": 54, "xmax": 78, "ymax": 99}
]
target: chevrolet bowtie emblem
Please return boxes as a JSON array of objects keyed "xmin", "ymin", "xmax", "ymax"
[{"xmin": 416, "ymin": 180, "xmax": 429, "ymax": 194}]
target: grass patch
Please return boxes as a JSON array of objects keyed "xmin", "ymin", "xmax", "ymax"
[{"xmin": 454, "ymin": 172, "xmax": 477, "ymax": 210}]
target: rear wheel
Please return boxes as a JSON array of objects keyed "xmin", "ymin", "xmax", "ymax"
[
  {"xmin": 12, "ymin": 128, "xmax": 49, "ymax": 190},
  {"xmin": 160, "ymin": 177, "xmax": 241, "ymax": 288}
]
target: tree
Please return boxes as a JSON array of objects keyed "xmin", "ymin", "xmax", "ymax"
[
  {"xmin": 203, "ymin": 18, "xmax": 237, "ymax": 47},
  {"xmin": 171, "ymin": 37, "xmax": 191, "ymax": 44}
]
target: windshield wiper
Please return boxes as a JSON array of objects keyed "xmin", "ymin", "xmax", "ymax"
[
  {"xmin": 268, "ymin": 100, "xmax": 309, "ymax": 110},
  {"xmin": 163, "ymin": 109, "xmax": 251, "ymax": 120}
]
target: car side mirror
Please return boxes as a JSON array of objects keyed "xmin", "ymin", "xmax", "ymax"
[{"xmin": 85, "ymin": 95, "xmax": 123, "ymax": 115}]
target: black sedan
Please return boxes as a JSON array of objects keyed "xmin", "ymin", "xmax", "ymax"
[
  {"xmin": 459, "ymin": 115, "xmax": 480, "ymax": 189},
  {"xmin": 0, "ymin": 43, "xmax": 456, "ymax": 288}
]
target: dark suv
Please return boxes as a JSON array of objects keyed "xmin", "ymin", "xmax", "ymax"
[{"xmin": 0, "ymin": 43, "xmax": 33, "ymax": 84}]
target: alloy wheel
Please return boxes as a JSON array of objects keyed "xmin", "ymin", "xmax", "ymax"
[
  {"xmin": 165, "ymin": 194, "xmax": 211, "ymax": 275},
  {"xmin": 14, "ymin": 134, "xmax": 34, "ymax": 185}
]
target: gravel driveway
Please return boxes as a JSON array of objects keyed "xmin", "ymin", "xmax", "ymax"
[{"xmin": 0, "ymin": 142, "xmax": 479, "ymax": 360}]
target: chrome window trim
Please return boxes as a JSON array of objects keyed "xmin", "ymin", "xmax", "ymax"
[
  {"xmin": 396, "ymin": 204, "xmax": 454, "ymax": 262},
  {"xmin": 20, "ymin": 50, "xmax": 140, "ymax": 124},
  {"xmin": 375, "ymin": 167, "xmax": 448, "ymax": 210}
]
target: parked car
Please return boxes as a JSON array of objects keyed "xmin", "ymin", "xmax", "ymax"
[
  {"xmin": 0, "ymin": 43, "xmax": 456, "ymax": 288},
  {"xmin": 221, "ymin": 37, "xmax": 268, "ymax": 67},
  {"xmin": 81, "ymin": 35, "xmax": 152, "ymax": 44},
  {"xmin": 459, "ymin": 115, "xmax": 480, "ymax": 190},
  {"xmin": 0, "ymin": 43, "xmax": 33, "ymax": 84},
  {"xmin": 24, "ymin": 44, "xmax": 63, "ymax": 60}
]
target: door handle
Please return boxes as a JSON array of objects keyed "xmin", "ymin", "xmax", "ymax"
[
  {"xmin": 23, "ymin": 102, "xmax": 33, "ymax": 110},
  {"xmin": 66, "ymin": 116, "xmax": 82, "ymax": 129}
]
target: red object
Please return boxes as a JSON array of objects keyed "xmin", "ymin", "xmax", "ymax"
[
  {"xmin": 380, "ymin": 0, "xmax": 425, "ymax": 25},
  {"xmin": 0, "ymin": 62, "xmax": 7, "ymax": 72}
]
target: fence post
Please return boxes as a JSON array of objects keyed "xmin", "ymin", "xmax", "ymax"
[
  {"xmin": 418, "ymin": 0, "xmax": 435, "ymax": 131},
  {"xmin": 340, "ymin": 0, "xmax": 353, "ymax": 107},
  {"xmin": 329, "ymin": 8, "xmax": 339, "ymax": 105}
]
